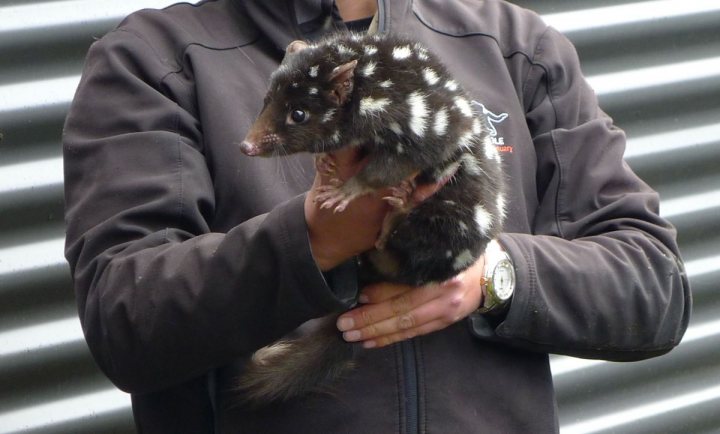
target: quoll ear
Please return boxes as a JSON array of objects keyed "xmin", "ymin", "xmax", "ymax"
[
  {"xmin": 286, "ymin": 40, "xmax": 310, "ymax": 55},
  {"xmin": 328, "ymin": 60, "xmax": 358, "ymax": 106},
  {"xmin": 280, "ymin": 40, "xmax": 310, "ymax": 66}
]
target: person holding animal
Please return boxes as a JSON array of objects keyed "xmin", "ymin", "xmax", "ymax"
[{"xmin": 63, "ymin": 0, "xmax": 691, "ymax": 432}]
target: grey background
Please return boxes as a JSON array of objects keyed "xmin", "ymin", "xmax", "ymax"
[{"xmin": 1, "ymin": 0, "xmax": 718, "ymax": 432}]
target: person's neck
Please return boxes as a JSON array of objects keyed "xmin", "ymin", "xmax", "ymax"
[{"xmin": 335, "ymin": 0, "xmax": 377, "ymax": 21}]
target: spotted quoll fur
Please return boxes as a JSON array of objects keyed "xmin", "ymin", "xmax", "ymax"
[{"xmin": 238, "ymin": 32, "xmax": 505, "ymax": 404}]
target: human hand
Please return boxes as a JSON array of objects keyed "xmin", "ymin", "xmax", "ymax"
[
  {"xmin": 336, "ymin": 255, "xmax": 486, "ymax": 348},
  {"xmin": 305, "ymin": 148, "xmax": 390, "ymax": 271},
  {"xmin": 304, "ymin": 149, "xmax": 445, "ymax": 271}
]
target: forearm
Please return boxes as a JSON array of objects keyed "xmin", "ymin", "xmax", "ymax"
[
  {"xmin": 491, "ymin": 229, "xmax": 690, "ymax": 360},
  {"xmin": 71, "ymin": 195, "xmax": 350, "ymax": 393}
]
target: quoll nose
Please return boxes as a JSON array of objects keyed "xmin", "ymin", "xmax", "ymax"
[{"xmin": 240, "ymin": 140, "xmax": 260, "ymax": 156}]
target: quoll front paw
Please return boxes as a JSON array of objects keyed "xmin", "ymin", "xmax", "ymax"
[{"xmin": 314, "ymin": 185, "xmax": 354, "ymax": 213}]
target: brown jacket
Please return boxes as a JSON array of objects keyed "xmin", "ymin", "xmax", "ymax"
[{"xmin": 63, "ymin": 0, "xmax": 691, "ymax": 432}]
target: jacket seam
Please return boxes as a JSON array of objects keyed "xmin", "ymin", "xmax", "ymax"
[
  {"xmin": 115, "ymin": 28, "xmax": 181, "ymax": 74},
  {"xmin": 116, "ymin": 25, "xmax": 262, "ymax": 88},
  {"xmin": 418, "ymin": 338, "xmax": 427, "ymax": 434},
  {"xmin": 532, "ymin": 27, "xmax": 566, "ymax": 239},
  {"xmin": 102, "ymin": 28, "xmax": 190, "ymax": 236},
  {"xmin": 411, "ymin": 6, "xmax": 540, "ymax": 62},
  {"xmin": 174, "ymin": 111, "xmax": 186, "ymax": 226},
  {"xmin": 395, "ymin": 346, "xmax": 404, "ymax": 434}
]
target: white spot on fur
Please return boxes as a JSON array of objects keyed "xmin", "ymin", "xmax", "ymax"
[
  {"xmin": 454, "ymin": 96, "xmax": 473, "ymax": 117},
  {"xmin": 336, "ymin": 44, "xmax": 355, "ymax": 55},
  {"xmin": 309, "ymin": 87, "xmax": 318, "ymax": 95},
  {"xmin": 437, "ymin": 161, "xmax": 460, "ymax": 182},
  {"xmin": 389, "ymin": 121, "xmax": 403, "ymax": 136},
  {"xmin": 458, "ymin": 221, "xmax": 469, "ymax": 234},
  {"xmin": 433, "ymin": 107, "xmax": 448, "ymax": 136},
  {"xmin": 423, "ymin": 68, "xmax": 440, "ymax": 85},
  {"xmin": 332, "ymin": 130, "xmax": 341, "ymax": 143},
  {"xmin": 252, "ymin": 341, "xmax": 293, "ymax": 365},
  {"xmin": 445, "ymin": 80, "xmax": 459, "ymax": 91},
  {"xmin": 309, "ymin": 65, "xmax": 319, "ymax": 77},
  {"xmin": 322, "ymin": 109, "xmax": 336, "ymax": 123},
  {"xmin": 472, "ymin": 118, "xmax": 483, "ymax": 134},
  {"xmin": 393, "ymin": 45, "xmax": 412, "ymax": 60},
  {"xmin": 457, "ymin": 131, "xmax": 475, "ymax": 151},
  {"xmin": 396, "ymin": 143, "xmax": 404, "ymax": 154},
  {"xmin": 362, "ymin": 61, "xmax": 377, "ymax": 77},
  {"xmin": 496, "ymin": 193, "xmax": 507, "ymax": 219},
  {"xmin": 415, "ymin": 45, "xmax": 429, "ymax": 61},
  {"xmin": 407, "ymin": 91, "xmax": 428, "ymax": 137},
  {"xmin": 291, "ymin": 82, "xmax": 299, "ymax": 88},
  {"xmin": 364, "ymin": 45, "xmax": 378, "ymax": 55},
  {"xmin": 444, "ymin": 200, "xmax": 456, "ymax": 206},
  {"xmin": 446, "ymin": 250, "xmax": 453, "ymax": 258},
  {"xmin": 379, "ymin": 79, "xmax": 393, "ymax": 88},
  {"xmin": 453, "ymin": 249, "xmax": 475, "ymax": 270},
  {"xmin": 461, "ymin": 154, "xmax": 483, "ymax": 176},
  {"xmin": 360, "ymin": 97, "xmax": 391, "ymax": 115},
  {"xmin": 474, "ymin": 205, "xmax": 492, "ymax": 236}
]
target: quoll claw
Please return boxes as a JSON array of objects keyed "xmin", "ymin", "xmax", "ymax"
[
  {"xmin": 382, "ymin": 196, "xmax": 405, "ymax": 208},
  {"xmin": 315, "ymin": 154, "xmax": 338, "ymax": 177}
]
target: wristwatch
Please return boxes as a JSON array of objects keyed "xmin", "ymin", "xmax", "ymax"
[{"xmin": 477, "ymin": 239, "xmax": 515, "ymax": 314}]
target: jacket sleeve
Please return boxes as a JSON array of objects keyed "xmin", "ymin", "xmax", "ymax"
[
  {"xmin": 63, "ymin": 29, "xmax": 350, "ymax": 394},
  {"xmin": 472, "ymin": 27, "xmax": 691, "ymax": 361}
]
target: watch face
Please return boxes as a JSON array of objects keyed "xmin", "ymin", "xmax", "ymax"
[{"xmin": 492, "ymin": 260, "xmax": 515, "ymax": 301}]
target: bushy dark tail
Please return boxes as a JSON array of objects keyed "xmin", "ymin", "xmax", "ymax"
[{"xmin": 235, "ymin": 314, "xmax": 356, "ymax": 405}]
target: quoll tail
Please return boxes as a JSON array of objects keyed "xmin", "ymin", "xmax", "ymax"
[{"xmin": 235, "ymin": 314, "xmax": 356, "ymax": 405}]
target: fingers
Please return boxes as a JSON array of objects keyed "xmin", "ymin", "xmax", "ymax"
[
  {"xmin": 343, "ymin": 288, "xmax": 466, "ymax": 348},
  {"xmin": 337, "ymin": 276, "xmax": 472, "ymax": 349},
  {"xmin": 337, "ymin": 255, "xmax": 487, "ymax": 348}
]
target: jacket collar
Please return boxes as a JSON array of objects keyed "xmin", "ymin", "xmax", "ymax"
[
  {"xmin": 242, "ymin": 0, "xmax": 406, "ymax": 52},
  {"xmin": 242, "ymin": 0, "xmax": 342, "ymax": 51}
]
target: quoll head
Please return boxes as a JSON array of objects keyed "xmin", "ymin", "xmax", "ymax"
[{"xmin": 240, "ymin": 40, "xmax": 358, "ymax": 157}]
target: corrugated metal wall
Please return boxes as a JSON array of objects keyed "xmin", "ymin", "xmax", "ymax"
[{"xmin": 0, "ymin": 0, "xmax": 717, "ymax": 432}]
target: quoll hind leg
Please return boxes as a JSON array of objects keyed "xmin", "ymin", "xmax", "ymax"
[
  {"xmin": 377, "ymin": 198, "xmax": 490, "ymax": 286},
  {"xmin": 376, "ymin": 179, "xmax": 417, "ymax": 250}
]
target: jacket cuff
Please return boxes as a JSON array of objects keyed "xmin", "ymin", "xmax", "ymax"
[
  {"xmin": 277, "ymin": 193, "xmax": 356, "ymax": 312},
  {"xmin": 468, "ymin": 233, "xmax": 531, "ymax": 340}
]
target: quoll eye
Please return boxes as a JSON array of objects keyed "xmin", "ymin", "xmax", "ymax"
[{"xmin": 289, "ymin": 109, "xmax": 308, "ymax": 124}]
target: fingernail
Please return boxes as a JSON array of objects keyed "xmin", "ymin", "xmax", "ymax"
[
  {"xmin": 343, "ymin": 330, "xmax": 362, "ymax": 342},
  {"xmin": 337, "ymin": 317, "xmax": 354, "ymax": 331},
  {"xmin": 358, "ymin": 294, "xmax": 369, "ymax": 303},
  {"xmin": 363, "ymin": 340, "xmax": 377, "ymax": 349}
]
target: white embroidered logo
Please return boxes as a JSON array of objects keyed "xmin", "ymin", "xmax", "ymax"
[
  {"xmin": 471, "ymin": 101, "xmax": 513, "ymax": 153},
  {"xmin": 472, "ymin": 101, "xmax": 507, "ymax": 138}
]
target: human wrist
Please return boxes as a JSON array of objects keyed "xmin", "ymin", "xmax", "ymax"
[{"xmin": 477, "ymin": 239, "xmax": 515, "ymax": 315}]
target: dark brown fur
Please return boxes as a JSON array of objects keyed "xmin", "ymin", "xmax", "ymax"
[{"xmin": 237, "ymin": 32, "xmax": 506, "ymax": 404}]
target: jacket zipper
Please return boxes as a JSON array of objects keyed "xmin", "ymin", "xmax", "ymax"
[
  {"xmin": 400, "ymin": 340, "xmax": 419, "ymax": 434},
  {"xmin": 374, "ymin": 5, "xmax": 421, "ymax": 432},
  {"xmin": 367, "ymin": 1, "xmax": 422, "ymax": 432}
]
